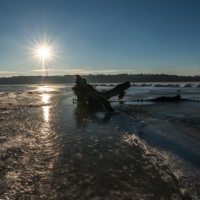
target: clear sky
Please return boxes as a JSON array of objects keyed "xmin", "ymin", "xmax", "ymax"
[{"xmin": 0, "ymin": 0, "xmax": 200, "ymax": 77}]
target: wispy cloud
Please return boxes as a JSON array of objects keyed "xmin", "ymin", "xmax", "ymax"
[
  {"xmin": 31, "ymin": 69, "xmax": 83, "ymax": 73},
  {"xmin": 91, "ymin": 70, "xmax": 133, "ymax": 73},
  {"xmin": 0, "ymin": 71, "xmax": 18, "ymax": 73},
  {"xmin": 32, "ymin": 69, "xmax": 134, "ymax": 74},
  {"xmin": 32, "ymin": 69, "xmax": 54, "ymax": 72}
]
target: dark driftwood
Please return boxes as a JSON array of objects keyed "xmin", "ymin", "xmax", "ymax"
[
  {"xmin": 72, "ymin": 75, "xmax": 131, "ymax": 111},
  {"xmin": 135, "ymin": 94, "xmax": 182, "ymax": 102},
  {"xmin": 149, "ymin": 94, "xmax": 181, "ymax": 101},
  {"xmin": 150, "ymin": 94, "xmax": 181, "ymax": 101}
]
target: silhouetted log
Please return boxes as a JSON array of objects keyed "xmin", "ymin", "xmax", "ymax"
[
  {"xmin": 118, "ymin": 91, "xmax": 126, "ymax": 99},
  {"xmin": 149, "ymin": 94, "xmax": 181, "ymax": 101},
  {"xmin": 135, "ymin": 95, "xmax": 182, "ymax": 102},
  {"xmin": 89, "ymin": 91, "xmax": 114, "ymax": 112},
  {"xmin": 99, "ymin": 81, "xmax": 130, "ymax": 99},
  {"xmin": 72, "ymin": 75, "xmax": 131, "ymax": 111}
]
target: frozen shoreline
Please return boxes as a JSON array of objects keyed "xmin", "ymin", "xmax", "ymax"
[
  {"xmin": 116, "ymin": 103, "xmax": 200, "ymax": 199},
  {"xmin": 97, "ymin": 82, "xmax": 200, "ymax": 88},
  {"xmin": 0, "ymin": 85, "xmax": 200, "ymax": 199}
]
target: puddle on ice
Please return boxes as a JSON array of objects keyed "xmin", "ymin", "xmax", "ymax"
[{"xmin": 0, "ymin": 84, "xmax": 200, "ymax": 199}]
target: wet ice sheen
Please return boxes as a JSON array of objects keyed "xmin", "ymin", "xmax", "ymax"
[{"xmin": 0, "ymin": 84, "xmax": 200, "ymax": 199}]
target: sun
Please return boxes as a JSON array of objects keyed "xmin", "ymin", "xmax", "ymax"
[
  {"xmin": 36, "ymin": 46, "xmax": 51, "ymax": 75},
  {"xmin": 39, "ymin": 47, "xmax": 49, "ymax": 59},
  {"xmin": 24, "ymin": 31, "xmax": 60, "ymax": 75}
]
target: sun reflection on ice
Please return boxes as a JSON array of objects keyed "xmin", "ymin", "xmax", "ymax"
[
  {"xmin": 41, "ymin": 93, "xmax": 50, "ymax": 122},
  {"xmin": 39, "ymin": 86, "xmax": 52, "ymax": 93},
  {"xmin": 42, "ymin": 93, "xmax": 50, "ymax": 104},
  {"xmin": 43, "ymin": 106, "xmax": 50, "ymax": 122}
]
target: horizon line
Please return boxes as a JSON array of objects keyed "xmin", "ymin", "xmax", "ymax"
[{"xmin": 1, "ymin": 73, "xmax": 200, "ymax": 78}]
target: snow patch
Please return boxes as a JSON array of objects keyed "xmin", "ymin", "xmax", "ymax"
[
  {"xmin": 131, "ymin": 84, "xmax": 139, "ymax": 87},
  {"xmin": 139, "ymin": 83, "xmax": 152, "ymax": 87},
  {"xmin": 181, "ymin": 84, "xmax": 193, "ymax": 87},
  {"xmin": 99, "ymin": 84, "xmax": 108, "ymax": 86}
]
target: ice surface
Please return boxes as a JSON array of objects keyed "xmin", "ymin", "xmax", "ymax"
[
  {"xmin": 0, "ymin": 83, "xmax": 200, "ymax": 199},
  {"xmin": 116, "ymin": 85, "xmax": 200, "ymax": 199}
]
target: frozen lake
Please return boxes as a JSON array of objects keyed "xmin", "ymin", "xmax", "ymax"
[{"xmin": 0, "ymin": 83, "xmax": 200, "ymax": 199}]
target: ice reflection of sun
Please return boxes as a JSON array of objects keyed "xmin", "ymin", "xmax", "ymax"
[
  {"xmin": 42, "ymin": 93, "xmax": 50, "ymax": 104},
  {"xmin": 41, "ymin": 93, "xmax": 50, "ymax": 122},
  {"xmin": 43, "ymin": 106, "xmax": 50, "ymax": 122},
  {"xmin": 39, "ymin": 86, "xmax": 53, "ymax": 92}
]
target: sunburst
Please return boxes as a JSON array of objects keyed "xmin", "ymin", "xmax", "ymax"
[
  {"xmin": 15, "ymin": 28, "xmax": 67, "ymax": 76},
  {"xmin": 39, "ymin": 47, "xmax": 49, "ymax": 59},
  {"xmin": 21, "ymin": 31, "xmax": 59, "ymax": 75}
]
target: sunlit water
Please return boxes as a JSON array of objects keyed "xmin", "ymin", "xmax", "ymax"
[{"xmin": 0, "ymin": 84, "xmax": 200, "ymax": 199}]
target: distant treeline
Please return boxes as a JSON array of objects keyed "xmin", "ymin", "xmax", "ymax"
[{"xmin": 0, "ymin": 74, "xmax": 200, "ymax": 84}]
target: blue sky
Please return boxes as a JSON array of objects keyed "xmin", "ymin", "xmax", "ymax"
[{"xmin": 0, "ymin": 0, "xmax": 200, "ymax": 76}]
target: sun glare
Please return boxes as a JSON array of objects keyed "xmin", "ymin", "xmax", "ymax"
[
  {"xmin": 39, "ymin": 48, "xmax": 49, "ymax": 59},
  {"xmin": 25, "ymin": 31, "xmax": 60, "ymax": 75}
]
